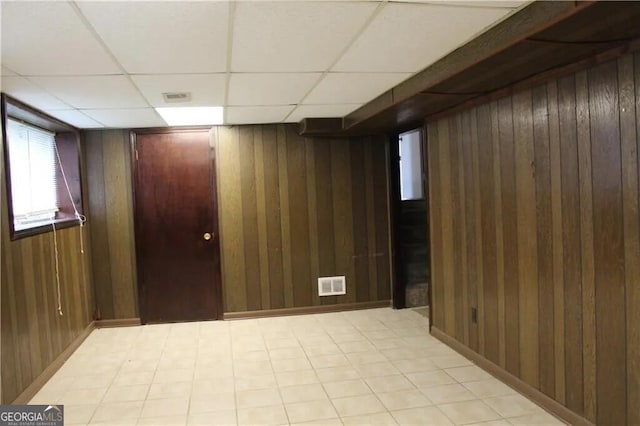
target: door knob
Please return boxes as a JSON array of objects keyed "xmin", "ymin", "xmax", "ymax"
[{"xmin": 203, "ymin": 232, "xmax": 213, "ymax": 241}]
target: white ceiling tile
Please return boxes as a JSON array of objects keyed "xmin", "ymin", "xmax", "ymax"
[
  {"xmin": 77, "ymin": 2, "xmax": 229, "ymax": 74},
  {"xmin": 228, "ymin": 73, "xmax": 321, "ymax": 106},
  {"xmin": 82, "ymin": 108, "xmax": 165, "ymax": 129},
  {"xmin": 30, "ymin": 76, "xmax": 148, "ymax": 109},
  {"xmin": 131, "ymin": 74, "xmax": 226, "ymax": 107},
  {"xmin": 287, "ymin": 104, "xmax": 362, "ymax": 122},
  {"xmin": 0, "ymin": 1, "xmax": 120, "ymax": 75},
  {"xmin": 1, "ymin": 67, "xmax": 17, "ymax": 76},
  {"xmin": 44, "ymin": 109, "xmax": 104, "ymax": 129},
  {"xmin": 334, "ymin": 3, "xmax": 510, "ymax": 72},
  {"xmin": 232, "ymin": 2, "xmax": 378, "ymax": 72},
  {"xmin": 304, "ymin": 73, "xmax": 411, "ymax": 105},
  {"xmin": 394, "ymin": 1, "xmax": 529, "ymax": 7},
  {"xmin": 226, "ymin": 106, "xmax": 295, "ymax": 125},
  {"xmin": 1, "ymin": 76, "xmax": 71, "ymax": 110}
]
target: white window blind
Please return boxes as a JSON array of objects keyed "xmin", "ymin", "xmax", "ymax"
[{"xmin": 6, "ymin": 118, "xmax": 58, "ymax": 230}]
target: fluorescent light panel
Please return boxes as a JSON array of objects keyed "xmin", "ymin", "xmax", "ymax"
[{"xmin": 155, "ymin": 106, "xmax": 223, "ymax": 126}]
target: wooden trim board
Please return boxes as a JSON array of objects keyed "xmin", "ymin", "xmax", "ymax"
[
  {"xmin": 95, "ymin": 318, "xmax": 141, "ymax": 328},
  {"xmin": 431, "ymin": 326, "xmax": 594, "ymax": 426},
  {"xmin": 223, "ymin": 300, "xmax": 391, "ymax": 320},
  {"xmin": 11, "ymin": 321, "xmax": 95, "ymax": 405}
]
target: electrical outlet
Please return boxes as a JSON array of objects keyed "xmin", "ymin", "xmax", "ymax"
[{"xmin": 471, "ymin": 307, "xmax": 478, "ymax": 324}]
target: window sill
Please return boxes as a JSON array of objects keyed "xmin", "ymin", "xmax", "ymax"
[{"xmin": 10, "ymin": 217, "xmax": 83, "ymax": 241}]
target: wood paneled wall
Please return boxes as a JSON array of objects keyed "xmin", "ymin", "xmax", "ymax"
[
  {"xmin": 1, "ymin": 135, "xmax": 94, "ymax": 404},
  {"xmin": 84, "ymin": 130, "xmax": 138, "ymax": 320},
  {"xmin": 427, "ymin": 52, "xmax": 640, "ymax": 425},
  {"xmin": 216, "ymin": 125, "xmax": 391, "ymax": 312}
]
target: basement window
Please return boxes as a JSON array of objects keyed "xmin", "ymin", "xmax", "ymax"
[
  {"xmin": 2, "ymin": 95, "xmax": 84, "ymax": 239},
  {"xmin": 399, "ymin": 129, "xmax": 424, "ymax": 200}
]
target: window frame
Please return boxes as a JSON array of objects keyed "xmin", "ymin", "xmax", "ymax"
[{"xmin": 1, "ymin": 94, "xmax": 85, "ymax": 240}]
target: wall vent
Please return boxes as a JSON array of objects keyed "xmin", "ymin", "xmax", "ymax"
[
  {"xmin": 318, "ymin": 276, "xmax": 346, "ymax": 296},
  {"xmin": 162, "ymin": 92, "xmax": 192, "ymax": 103}
]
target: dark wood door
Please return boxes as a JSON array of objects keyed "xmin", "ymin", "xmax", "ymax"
[{"xmin": 133, "ymin": 130, "xmax": 221, "ymax": 323}]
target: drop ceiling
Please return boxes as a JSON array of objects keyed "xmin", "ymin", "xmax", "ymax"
[{"xmin": 0, "ymin": 0, "xmax": 528, "ymax": 129}]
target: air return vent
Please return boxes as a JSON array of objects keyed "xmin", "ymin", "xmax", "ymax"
[
  {"xmin": 318, "ymin": 276, "xmax": 346, "ymax": 296},
  {"xmin": 162, "ymin": 92, "xmax": 192, "ymax": 103}
]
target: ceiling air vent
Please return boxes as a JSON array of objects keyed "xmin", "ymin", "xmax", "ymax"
[
  {"xmin": 318, "ymin": 276, "xmax": 346, "ymax": 296},
  {"xmin": 162, "ymin": 92, "xmax": 192, "ymax": 103}
]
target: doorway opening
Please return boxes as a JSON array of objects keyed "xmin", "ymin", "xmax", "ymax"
[{"xmin": 391, "ymin": 128, "xmax": 430, "ymax": 310}]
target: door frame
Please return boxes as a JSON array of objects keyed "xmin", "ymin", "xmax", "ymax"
[{"xmin": 130, "ymin": 126, "xmax": 224, "ymax": 323}]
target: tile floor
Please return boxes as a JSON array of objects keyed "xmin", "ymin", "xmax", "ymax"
[{"xmin": 30, "ymin": 308, "xmax": 564, "ymax": 425}]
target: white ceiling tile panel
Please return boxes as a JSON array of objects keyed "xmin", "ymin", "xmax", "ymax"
[
  {"xmin": 226, "ymin": 106, "xmax": 295, "ymax": 125},
  {"xmin": 0, "ymin": 1, "xmax": 120, "ymax": 76},
  {"xmin": 304, "ymin": 72, "xmax": 411, "ymax": 105},
  {"xmin": 1, "ymin": 76, "xmax": 71, "ymax": 110},
  {"xmin": 82, "ymin": 108, "xmax": 165, "ymax": 128},
  {"xmin": 30, "ymin": 76, "xmax": 148, "ymax": 109},
  {"xmin": 1, "ymin": 67, "xmax": 17, "ymax": 76},
  {"xmin": 228, "ymin": 73, "xmax": 321, "ymax": 106},
  {"xmin": 391, "ymin": 0, "xmax": 527, "ymax": 7},
  {"xmin": 44, "ymin": 109, "xmax": 104, "ymax": 129},
  {"xmin": 131, "ymin": 74, "xmax": 226, "ymax": 107},
  {"xmin": 287, "ymin": 104, "xmax": 362, "ymax": 122},
  {"xmin": 77, "ymin": 2, "xmax": 229, "ymax": 74},
  {"xmin": 232, "ymin": 2, "xmax": 378, "ymax": 72},
  {"xmin": 334, "ymin": 3, "xmax": 510, "ymax": 72}
]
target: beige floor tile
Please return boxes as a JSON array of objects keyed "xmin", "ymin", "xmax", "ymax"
[
  {"xmin": 190, "ymin": 393, "xmax": 237, "ymax": 413},
  {"xmin": 352, "ymin": 361, "xmax": 399, "ymax": 378},
  {"xmin": 309, "ymin": 354, "xmax": 350, "ymax": 369},
  {"xmin": 315, "ymin": 367, "xmax": 360, "ymax": 383},
  {"xmin": 507, "ymin": 412, "xmax": 567, "ymax": 425},
  {"xmin": 153, "ymin": 369, "xmax": 194, "ymax": 384},
  {"xmin": 113, "ymin": 371, "xmax": 155, "ymax": 387},
  {"xmin": 369, "ymin": 338, "xmax": 405, "ymax": 350},
  {"xmin": 265, "ymin": 337, "xmax": 300, "ymax": 350},
  {"xmin": 138, "ymin": 415, "xmax": 188, "ymax": 425},
  {"xmin": 188, "ymin": 410, "xmax": 237, "ymax": 425},
  {"xmin": 342, "ymin": 412, "xmax": 398, "ymax": 425},
  {"xmin": 235, "ymin": 373, "xmax": 278, "ymax": 391},
  {"xmin": 406, "ymin": 371, "xmax": 456, "ymax": 389},
  {"xmin": 345, "ymin": 352, "xmax": 387, "ymax": 365},
  {"xmin": 276, "ymin": 370, "xmax": 318, "ymax": 387},
  {"xmin": 392, "ymin": 357, "xmax": 439, "ymax": 374},
  {"xmin": 290, "ymin": 417, "xmax": 342, "ymax": 426},
  {"xmin": 430, "ymin": 355, "xmax": 473, "ymax": 369},
  {"xmin": 280, "ymin": 384, "xmax": 328, "ymax": 404},
  {"xmin": 102, "ymin": 384, "xmax": 150, "ymax": 403},
  {"xmin": 464, "ymin": 420, "xmax": 512, "ymax": 426},
  {"xmin": 421, "ymin": 384, "xmax": 477, "ymax": 405},
  {"xmin": 233, "ymin": 350, "xmax": 270, "ymax": 362},
  {"xmin": 89, "ymin": 401, "xmax": 143, "ymax": 424},
  {"xmin": 483, "ymin": 394, "xmax": 542, "ymax": 418},
  {"xmin": 444, "ymin": 366, "xmax": 492, "ymax": 383},
  {"xmin": 380, "ymin": 348, "xmax": 420, "ymax": 361},
  {"xmin": 438, "ymin": 400, "xmax": 501, "ymax": 424},
  {"xmin": 191, "ymin": 378, "xmax": 234, "ymax": 398},
  {"xmin": 269, "ymin": 347, "xmax": 306, "ymax": 360},
  {"xmin": 120, "ymin": 359, "xmax": 159, "ymax": 373},
  {"xmin": 298, "ymin": 334, "xmax": 334, "ymax": 347},
  {"xmin": 362, "ymin": 330, "xmax": 397, "ymax": 340},
  {"xmin": 140, "ymin": 397, "xmax": 190, "ymax": 418},
  {"xmin": 146, "ymin": 381, "xmax": 191, "ymax": 400},
  {"xmin": 332, "ymin": 333, "xmax": 368, "ymax": 344},
  {"xmin": 303, "ymin": 344, "xmax": 343, "ymax": 357},
  {"xmin": 64, "ymin": 404, "xmax": 98, "ymax": 425},
  {"xmin": 376, "ymin": 389, "xmax": 432, "ymax": 411},
  {"xmin": 236, "ymin": 388, "xmax": 282, "ymax": 409},
  {"xmin": 271, "ymin": 358, "xmax": 312, "ymax": 373},
  {"xmin": 234, "ymin": 360, "xmax": 273, "ymax": 377},
  {"xmin": 331, "ymin": 394, "xmax": 386, "ymax": 417},
  {"xmin": 337, "ymin": 340, "xmax": 376, "ymax": 353},
  {"xmin": 158, "ymin": 356, "xmax": 196, "ymax": 371},
  {"xmin": 390, "ymin": 406, "xmax": 453, "ymax": 425},
  {"xmin": 72, "ymin": 375, "xmax": 116, "ymax": 390},
  {"xmin": 237, "ymin": 405, "xmax": 288, "ymax": 425},
  {"xmin": 285, "ymin": 400, "xmax": 338, "ymax": 423},
  {"xmin": 61, "ymin": 388, "xmax": 107, "ymax": 405},
  {"xmin": 365, "ymin": 375, "xmax": 415, "ymax": 393},
  {"xmin": 462, "ymin": 379, "xmax": 516, "ymax": 399},
  {"xmin": 323, "ymin": 379, "xmax": 371, "ymax": 399}
]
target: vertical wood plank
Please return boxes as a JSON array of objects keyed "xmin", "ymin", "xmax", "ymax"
[
  {"xmin": 450, "ymin": 116, "xmax": 466, "ymax": 343},
  {"xmin": 470, "ymin": 108, "xmax": 485, "ymax": 354},
  {"xmin": 547, "ymin": 80, "xmax": 566, "ymax": 404},
  {"xmin": 306, "ymin": 137, "xmax": 321, "ymax": 307},
  {"xmin": 239, "ymin": 126, "xmax": 261, "ymax": 311},
  {"xmin": 558, "ymin": 74, "xmax": 584, "ymax": 415},
  {"xmin": 364, "ymin": 141, "xmax": 379, "ymax": 301},
  {"xmin": 589, "ymin": 60, "xmax": 626, "ymax": 426},
  {"xmin": 350, "ymin": 138, "xmax": 370, "ymax": 302},
  {"xmin": 372, "ymin": 138, "xmax": 391, "ymax": 301},
  {"xmin": 477, "ymin": 104, "xmax": 498, "ymax": 364},
  {"xmin": 254, "ymin": 126, "xmax": 271, "ymax": 310},
  {"xmin": 498, "ymin": 96, "xmax": 520, "ymax": 376},
  {"xmin": 285, "ymin": 126, "xmax": 312, "ymax": 307},
  {"xmin": 575, "ymin": 70, "xmax": 597, "ymax": 423},
  {"xmin": 427, "ymin": 123, "xmax": 444, "ymax": 329},
  {"xmin": 439, "ymin": 119, "xmax": 456, "ymax": 336},
  {"xmin": 277, "ymin": 125, "xmax": 294, "ymax": 308},
  {"xmin": 532, "ymin": 84, "xmax": 555, "ymax": 398}
]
